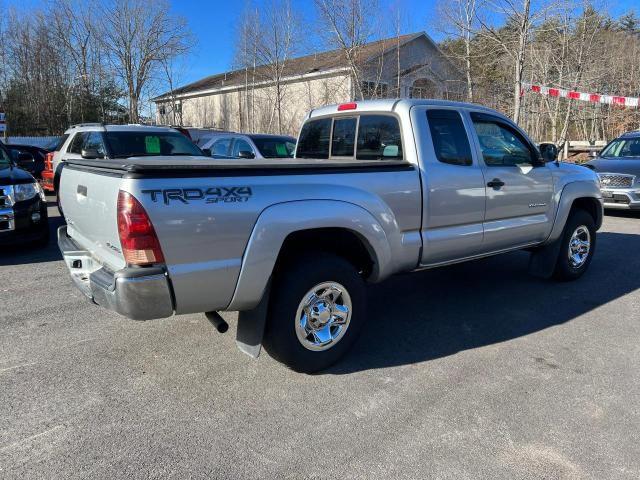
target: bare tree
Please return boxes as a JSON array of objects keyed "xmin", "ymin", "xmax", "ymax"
[
  {"xmin": 234, "ymin": 6, "xmax": 261, "ymax": 133},
  {"xmin": 233, "ymin": 0, "xmax": 300, "ymax": 134},
  {"xmin": 474, "ymin": 0, "xmax": 546, "ymax": 122},
  {"xmin": 98, "ymin": 0, "xmax": 192, "ymax": 123},
  {"xmin": 314, "ymin": 0, "xmax": 379, "ymax": 100},
  {"xmin": 437, "ymin": 0, "xmax": 481, "ymax": 101}
]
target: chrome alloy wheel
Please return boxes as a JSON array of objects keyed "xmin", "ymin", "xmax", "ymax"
[
  {"xmin": 568, "ymin": 225, "xmax": 591, "ymax": 268},
  {"xmin": 295, "ymin": 282, "xmax": 352, "ymax": 351}
]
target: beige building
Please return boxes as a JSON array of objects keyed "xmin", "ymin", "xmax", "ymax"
[{"xmin": 153, "ymin": 32, "xmax": 464, "ymax": 136}]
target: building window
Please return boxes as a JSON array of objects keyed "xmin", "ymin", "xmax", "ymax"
[
  {"xmin": 409, "ymin": 78, "xmax": 439, "ymax": 99},
  {"xmin": 174, "ymin": 103, "xmax": 182, "ymax": 114},
  {"xmin": 361, "ymin": 81, "xmax": 389, "ymax": 99},
  {"xmin": 159, "ymin": 105, "xmax": 166, "ymax": 115}
]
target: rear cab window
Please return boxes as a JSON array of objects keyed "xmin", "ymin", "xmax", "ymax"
[{"xmin": 296, "ymin": 114, "xmax": 403, "ymax": 161}]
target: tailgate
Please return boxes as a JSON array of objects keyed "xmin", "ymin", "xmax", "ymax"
[{"xmin": 60, "ymin": 165, "xmax": 126, "ymax": 271}]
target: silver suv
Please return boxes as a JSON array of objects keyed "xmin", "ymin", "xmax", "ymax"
[{"xmin": 585, "ymin": 130, "xmax": 640, "ymax": 210}]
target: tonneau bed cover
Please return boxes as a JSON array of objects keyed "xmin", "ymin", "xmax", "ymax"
[{"xmin": 63, "ymin": 156, "xmax": 413, "ymax": 177}]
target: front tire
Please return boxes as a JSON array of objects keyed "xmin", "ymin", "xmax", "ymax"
[
  {"xmin": 263, "ymin": 253, "xmax": 366, "ymax": 373},
  {"xmin": 553, "ymin": 209, "xmax": 596, "ymax": 281}
]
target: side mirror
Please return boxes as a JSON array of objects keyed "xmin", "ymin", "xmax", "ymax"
[
  {"xmin": 539, "ymin": 143, "xmax": 558, "ymax": 163},
  {"xmin": 201, "ymin": 148, "xmax": 212, "ymax": 157},
  {"xmin": 81, "ymin": 148, "xmax": 103, "ymax": 160},
  {"xmin": 238, "ymin": 150, "xmax": 255, "ymax": 159}
]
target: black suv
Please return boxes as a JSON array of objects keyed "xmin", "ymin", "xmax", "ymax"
[{"xmin": 0, "ymin": 140, "xmax": 49, "ymax": 247}]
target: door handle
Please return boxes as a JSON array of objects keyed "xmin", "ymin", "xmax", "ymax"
[{"xmin": 487, "ymin": 178, "xmax": 505, "ymax": 189}]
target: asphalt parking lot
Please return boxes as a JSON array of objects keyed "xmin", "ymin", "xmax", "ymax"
[{"xmin": 1, "ymin": 199, "xmax": 639, "ymax": 479}]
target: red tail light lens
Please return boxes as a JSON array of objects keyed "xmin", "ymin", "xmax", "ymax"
[
  {"xmin": 44, "ymin": 152, "xmax": 54, "ymax": 170},
  {"xmin": 117, "ymin": 190, "xmax": 165, "ymax": 265}
]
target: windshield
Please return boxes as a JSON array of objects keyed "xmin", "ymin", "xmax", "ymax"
[
  {"xmin": 252, "ymin": 136, "xmax": 296, "ymax": 158},
  {"xmin": 105, "ymin": 131, "xmax": 203, "ymax": 158},
  {"xmin": 46, "ymin": 136, "xmax": 65, "ymax": 151},
  {"xmin": 0, "ymin": 144, "xmax": 12, "ymax": 168},
  {"xmin": 600, "ymin": 137, "xmax": 640, "ymax": 158}
]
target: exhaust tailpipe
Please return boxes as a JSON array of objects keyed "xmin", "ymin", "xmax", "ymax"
[{"xmin": 205, "ymin": 311, "xmax": 229, "ymax": 333}]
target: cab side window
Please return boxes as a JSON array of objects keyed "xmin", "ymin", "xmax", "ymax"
[
  {"xmin": 68, "ymin": 132, "xmax": 89, "ymax": 154},
  {"xmin": 470, "ymin": 113, "xmax": 534, "ymax": 167},
  {"xmin": 427, "ymin": 110, "xmax": 472, "ymax": 166},
  {"xmin": 212, "ymin": 138, "xmax": 232, "ymax": 157},
  {"xmin": 232, "ymin": 138, "xmax": 254, "ymax": 157}
]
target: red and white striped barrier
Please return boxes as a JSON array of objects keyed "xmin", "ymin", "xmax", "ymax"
[{"xmin": 523, "ymin": 83, "xmax": 639, "ymax": 108}]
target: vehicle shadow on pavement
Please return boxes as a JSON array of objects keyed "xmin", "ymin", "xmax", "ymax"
[
  {"xmin": 0, "ymin": 214, "xmax": 65, "ymax": 266},
  {"xmin": 326, "ymin": 231, "xmax": 640, "ymax": 375}
]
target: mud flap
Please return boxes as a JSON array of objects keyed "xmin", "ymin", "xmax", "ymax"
[
  {"xmin": 235, "ymin": 283, "xmax": 270, "ymax": 358},
  {"xmin": 528, "ymin": 237, "xmax": 563, "ymax": 279}
]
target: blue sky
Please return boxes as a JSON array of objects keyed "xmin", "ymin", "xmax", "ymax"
[
  {"xmin": 5, "ymin": 0, "xmax": 639, "ymax": 87},
  {"xmin": 170, "ymin": 0, "xmax": 441, "ymax": 85}
]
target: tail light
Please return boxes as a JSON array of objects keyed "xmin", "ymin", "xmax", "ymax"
[
  {"xmin": 117, "ymin": 190, "xmax": 165, "ymax": 265},
  {"xmin": 44, "ymin": 152, "xmax": 54, "ymax": 170}
]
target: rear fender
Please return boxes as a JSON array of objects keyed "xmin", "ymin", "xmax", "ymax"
[{"xmin": 226, "ymin": 199, "xmax": 392, "ymax": 312}]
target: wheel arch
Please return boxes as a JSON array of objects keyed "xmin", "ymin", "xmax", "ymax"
[
  {"xmin": 226, "ymin": 200, "xmax": 393, "ymax": 312},
  {"xmin": 570, "ymin": 196, "xmax": 603, "ymax": 230},
  {"xmin": 546, "ymin": 181, "xmax": 603, "ymax": 244}
]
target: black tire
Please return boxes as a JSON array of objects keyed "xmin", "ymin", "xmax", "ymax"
[
  {"xmin": 32, "ymin": 227, "xmax": 50, "ymax": 249},
  {"xmin": 263, "ymin": 253, "xmax": 366, "ymax": 373},
  {"xmin": 552, "ymin": 209, "xmax": 596, "ymax": 281},
  {"xmin": 56, "ymin": 190, "xmax": 63, "ymax": 217}
]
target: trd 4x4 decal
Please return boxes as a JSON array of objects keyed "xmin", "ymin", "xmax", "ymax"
[{"xmin": 141, "ymin": 187, "xmax": 252, "ymax": 205}]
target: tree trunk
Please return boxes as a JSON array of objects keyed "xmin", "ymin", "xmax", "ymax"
[{"xmin": 512, "ymin": 0, "xmax": 531, "ymax": 124}]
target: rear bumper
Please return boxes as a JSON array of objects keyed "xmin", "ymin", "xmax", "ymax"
[{"xmin": 58, "ymin": 226, "xmax": 174, "ymax": 320}]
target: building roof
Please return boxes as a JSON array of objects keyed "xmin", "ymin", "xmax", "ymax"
[{"xmin": 154, "ymin": 32, "xmax": 426, "ymax": 101}]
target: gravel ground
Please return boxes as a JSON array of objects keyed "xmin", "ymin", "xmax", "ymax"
[{"xmin": 1, "ymin": 200, "xmax": 639, "ymax": 479}]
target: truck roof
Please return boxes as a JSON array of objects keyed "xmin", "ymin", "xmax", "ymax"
[
  {"xmin": 308, "ymin": 98, "xmax": 509, "ymax": 120},
  {"xmin": 64, "ymin": 124, "xmax": 177, "ymax": 134},
  {"xmin": 619, "ymin": 130, "xmax": 640, "ymax": 139}
]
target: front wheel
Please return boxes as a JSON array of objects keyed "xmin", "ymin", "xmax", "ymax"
[
  {"xmin": 553, "ymin": 209, "xmax": 596, "ymax": 281},
  {"xmin": 263, "ymin": 253, "xmax": 366, "ymax": 373}
]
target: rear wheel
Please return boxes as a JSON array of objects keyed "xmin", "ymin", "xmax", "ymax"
[
  {"xmin": 553, "ymin": 209, "xmax": 596, "ymax": 281},
  {"xmin": 263, "ymin": 253, "xmax": 366, "ymax": 373}
]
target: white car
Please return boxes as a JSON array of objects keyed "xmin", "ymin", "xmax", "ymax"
[
  {"xmin": 50, "ymin": 124, "xmax": 204, "ymax": 210},
  {"xmin": 51, "ymin": 123, "xmax": 201, "ymax": 191},
  {"xmin": 201, "ymin": 133, "xmax": 296, "ymax": 159}
]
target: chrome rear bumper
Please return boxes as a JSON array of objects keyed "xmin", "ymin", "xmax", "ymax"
[{"xmin": 58, "ymin": 226, "xmax": 174, "ymax": 320}]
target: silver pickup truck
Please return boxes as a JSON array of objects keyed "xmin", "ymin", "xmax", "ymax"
[{"xmin": 58, "ymin": 99, "xmax": 603, "ymax": 372}]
